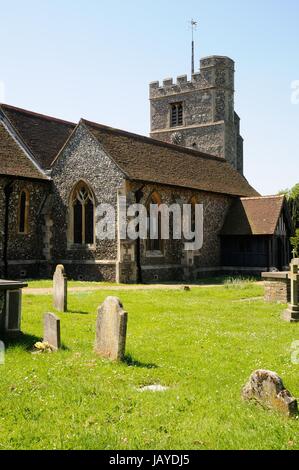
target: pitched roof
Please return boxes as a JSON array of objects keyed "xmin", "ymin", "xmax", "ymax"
[
  {"xmin": 221, "ymin": 195, "xmax": 287, "ymax": 235},
  {"xmin": 0, "ymin": 104, "xmax": 75, "ymax": 169},
  {"xmin": 0, "ymin": 120, "xmax": 48, "ymax": 180},
  {"xmin": 82, "ymin": 120, "xmax": 259, "ymax": 198}
]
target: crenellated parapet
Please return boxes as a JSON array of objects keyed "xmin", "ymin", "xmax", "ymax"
[
  {"xmin": 149, "ymin": 56, "xmax": 235, "ymax": 99},
  {"xmin": 149, "ymin": 55, "xmax": 242, "ymax": 174},
  {"xmin": 149, "ymin": 72, "xmax": 208, "ymax": 99}
]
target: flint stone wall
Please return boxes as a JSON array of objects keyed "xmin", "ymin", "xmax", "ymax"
[
  {"xmin": 0, "ymin": 176, "xmax": 50, "ymax": 279},
  {"xmin": 50, "ymin": 123, "xmax": 125, "ymax": 281}
]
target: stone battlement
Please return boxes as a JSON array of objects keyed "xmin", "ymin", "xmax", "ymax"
[
  {"xmin": 149, "ymin": 73, "xmax": 206, "ymax": 98},
  {"xmin": 150, "ymin": 56, "xmax": 235, "ymax": 99},
  {"xmin": 149, "ymin": 54, "xmax": 241, "ymax": 172}
]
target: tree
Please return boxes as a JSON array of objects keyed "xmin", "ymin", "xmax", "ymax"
[
  {"xmin": 280, "ymin": 183, "xmax": 299, "ymax": 256},
  {"xmin": 291, "ymin": 229, "xmax": 299, "ymax": 257}
]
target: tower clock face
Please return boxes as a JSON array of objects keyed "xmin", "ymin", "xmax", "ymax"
[{"xmin": 171, "ymin": 132, "xmax": 184, "ymax": 146}]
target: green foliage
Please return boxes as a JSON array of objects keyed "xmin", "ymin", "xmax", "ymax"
[
  {"xmin": 1, "ymin": 281, "xmax": 299, "ymax": 450},
  {"xmin": 279, "ymin": 183, "xmax": 299, "ymax": 255},
  {"xmin": 290, "ymin": 229, "xmax": 299, "ymax": 257},
  {"xmin": 284, "ymin": 183, "xmax": 299, "ymax": 227}
]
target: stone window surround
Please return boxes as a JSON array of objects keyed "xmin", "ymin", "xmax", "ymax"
[
  {"xmin": 169, "ymin": 101, "xmax": 184, "ymax": 128},
  {"xmin": 67, "ymin": 180, "xmax": 96, "ymax": 250}
]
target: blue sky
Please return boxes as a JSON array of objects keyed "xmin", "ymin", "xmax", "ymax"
[{"xmin": 1, "ymin": 0, "xmax": 298, "ymax": 195}]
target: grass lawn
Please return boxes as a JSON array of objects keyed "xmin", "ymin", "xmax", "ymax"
[{"xmin": 1, "ymin": 280, "xmax": 299, "ymax": 450}]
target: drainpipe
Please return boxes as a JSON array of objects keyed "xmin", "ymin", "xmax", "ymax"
[
  {"xmin": 3, "ymin": 181, "xmax": 13, "ymax": 278},
  {"xmin": 135, "ymin": 187, "xmax": 144, "ymax": 284}
]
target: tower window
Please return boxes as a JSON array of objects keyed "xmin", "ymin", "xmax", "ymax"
[{"xmin": 170, "ymin": 103, "xmax": 183, "ymax": 127}]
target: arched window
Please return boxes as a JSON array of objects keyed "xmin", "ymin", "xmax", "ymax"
[
  {"xmin": 18, "ymin": 189, "xmax": 29, "ymax": 234},
  {"xmin": 146, "ymin": 192, "xmax": 162, "ymax": 252},
  {"xmin": 71, "ymin": 182, "xmax": 95, "ymax": 245}
]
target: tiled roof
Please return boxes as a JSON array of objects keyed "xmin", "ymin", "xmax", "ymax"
[
  {"xmin": 221, "ymin": 195, "xmax": 287, "ymax": 235},
  {"xmin": 0, "ymin": 120, "xmax": 48, "ymax": 180},
  {"xmin": 0, "ymin": 104, "xmax": 75, "ymax": 169},
  {"xmin": 82, "ymin": 120, "xmax": 259, "ymax": 198}
]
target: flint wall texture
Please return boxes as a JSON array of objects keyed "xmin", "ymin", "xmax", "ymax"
[
  {"xmin": 126, "ymin": 181, "xmax": 232, "ymax": 283},
  {"xmin": 50, "ymin": 123, "xmax": 125, "ymax": 281},
  {"xmin": 0, "ymin": 177, "xmax": 50, "ymax": 278}
]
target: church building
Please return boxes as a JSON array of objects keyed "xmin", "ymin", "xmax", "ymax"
[{"xmin": 0, "ymin": 56, "xmax": 292, "ymax": 282}]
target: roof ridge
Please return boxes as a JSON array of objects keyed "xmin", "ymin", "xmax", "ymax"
[
  {"xmin": 82, "ymin": 118, "xmax": 226, "ymax": 163},
  {"xmin": 241, "ymin": 195, "xmax": 284, "ymax": 201},
  {"xmin": 0, "ymin": 103, "xmax": 75, "ymax": 127}
]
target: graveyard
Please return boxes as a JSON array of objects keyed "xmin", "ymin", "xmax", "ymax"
[{"xmin": 1, "ymin": 277, "xmax": 299, "ymax": 450}]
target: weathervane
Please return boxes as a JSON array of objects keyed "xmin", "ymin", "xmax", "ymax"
[{"xmin": 190, "ymin": 19, "xmax": 198, "ymax": 75}]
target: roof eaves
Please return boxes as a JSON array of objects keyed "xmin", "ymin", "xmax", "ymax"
[{"xmin": 129, "ymin": 176, "xmax": 256, "ymax": 198}]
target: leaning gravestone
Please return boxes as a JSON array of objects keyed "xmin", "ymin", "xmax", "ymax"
[
  {"xmin": 283, "ymin": 258, "xmax": 299, "ymax": 322},
  {"xmin": 242, "ymin": 370, "xmax": 298, "ymax": 417},
  {"xmin": 53, "ymin": 265, "xmax": 67, "ymax": 312},
  {"xmin": 95, "ymin": 297, "xmax": 128, "ymax": 361},
  {"xmin": 44, "ymin": 312, "xmax": 61, "ymax": 351}
]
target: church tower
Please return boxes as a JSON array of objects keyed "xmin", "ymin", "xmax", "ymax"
[{"xmin": 149, "ymin": 56, "xmax": 244, "ymax": 174}]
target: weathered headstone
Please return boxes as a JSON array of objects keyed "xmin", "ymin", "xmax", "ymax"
[
  {"xmin": 43, "ymin": 312, "xmax": 61, "ymax": 351},
  {"xmin": 53, "ymin": 265, "xmax": 67, "ymax": 312},
  {"xmin": 95, "ymin": 297, "xmax": 128, "ymax": 361},
  {"xmin": 0, "ymin": 340, "xmax": 5, "ymax": 365},
  {"xmin": 0, "ymin": 280, "xmax": 27, "ymax": 338},
  {"xmin": 242, "ymin": 370, "xmax": 298, "ymax": 417},
  {"xmin": 283, "ymin": 258, "xmax": 299, "ymax": 322}
]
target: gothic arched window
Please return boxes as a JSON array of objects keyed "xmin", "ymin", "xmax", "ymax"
[
  {"xmin": 146, "ymin": 192, "xmax": 163, "ymax": 252},
  {"xmin": 71, "ymin": 182, "xmax": 95, "ymax": 245},
  {"xmin": 18, "ymin": 189, "xmax": 29, "ymax": 234}
]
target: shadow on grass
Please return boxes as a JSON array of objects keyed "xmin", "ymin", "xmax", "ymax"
[
  {"xmin": 66, "ymin": 310, "xmax": 90, "ymax": 315},
  {"xmin": 4, "ymin": 332, "xmax": 40, "ymax": 351},
  {"xmin": 124, "ymin": 354, "xmax": 158, "ymax": 369},
  {"xmin": 4, "ymin": 332, "xmax": 70, "ymax": 352}
]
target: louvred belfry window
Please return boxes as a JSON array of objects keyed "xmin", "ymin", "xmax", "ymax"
[
  {"xmin": 72, "ymin": 182, "xmax": 95, "ymax": 245},
  {"xmin": 171, "ymin": 103, "xmax": 183, "ymax": 127}
]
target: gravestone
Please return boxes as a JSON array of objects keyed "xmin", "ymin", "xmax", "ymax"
[
  {"xmin": 53, "ymin": 265, "xmax": 67, "ymax": 312},
  {"xmin": 43, "ymin": 312, "xmax": 61, "ymax": 351},
  {"xmin": 0, "ymin": 280, "xmax": 27, "ymax": 338},
  {"xmin": 95, "ymin": 297, "xmax": 128, "ymax": 361},
  {"xmin": 242, "ymin": 370, "xmax": 298, "ymax": 417},
  {"xmin": 283, "ymin": 258, "xmax": 299, "ymax": 322},
  {"xmin": 0, "ymin": 341, "xmax": 4, "ymax": 365}
]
